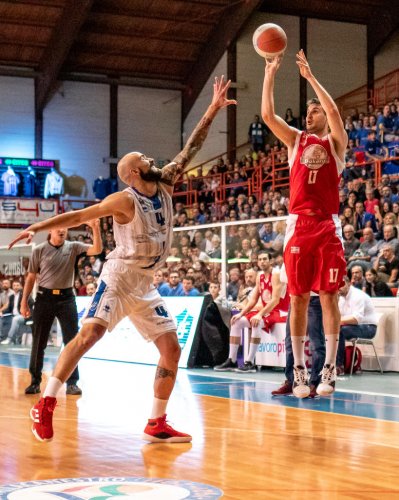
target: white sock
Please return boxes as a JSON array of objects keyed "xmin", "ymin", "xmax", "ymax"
[
  {"xmin": 247, "ymin": 343, "xmax": 259, "ymax": 364},
  {"xmin": 325, "ymin": 334, "xmax": 339, "ymax": 366},
  {"xmin": 229, "ymin": 343, "xmax": 240, "ymax": 362},
  {"xmin": 292, "ymin": 336, "xmax": 306, "ymax": 367},
  {"xmin": 150, "ymin": 397, "xmax": 168, "ymax": 419},
  {"xmin": 43, "ymin": 377, "xmax": 63, "ymax": 398}
]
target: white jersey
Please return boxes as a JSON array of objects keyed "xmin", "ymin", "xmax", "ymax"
[{"xmin": 107, "ymin": 183, "xmax": 173, "ymax": 273}]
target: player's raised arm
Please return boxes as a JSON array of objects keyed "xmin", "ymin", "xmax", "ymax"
[
  {"xmin": 296, "ymin": 50, "xmax": 347, "ymax": 156},
  {"xmin": 261, "ymin": 55, "xmax": 299, "ymax": 149},
  {"xmin": 159, "ymin": 76, "xmax": 236, "ymax": 189},
  {"xmin": 8, "ymin": 191, "xmax": 133, "ymax": 249}
]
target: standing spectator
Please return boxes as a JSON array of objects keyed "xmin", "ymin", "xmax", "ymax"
[
  {"xmin": 284, "ymin": 108, "xmax": 298, "ymax": 128},
  {"xmin": 20, "ymin": 222, "xmax": 102, "ymax": 395},
  {"xmin": 248, "ymin": 114, "xmax": 268, "ymax": 152},
  {"xmin": 0, "ymin": 279, "xmax": 12, "ymax": 342}
]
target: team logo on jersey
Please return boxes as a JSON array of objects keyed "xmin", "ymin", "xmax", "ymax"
[
  {"xmin": 0, "ymin": 477, "xmax": 223, "ymax": 499},
  {"xmin": 300, "ymin": 144, "xmax": 329, "ymax": 170}
]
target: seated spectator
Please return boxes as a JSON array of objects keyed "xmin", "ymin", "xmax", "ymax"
[
  {"xmin": 285, "ymin": 107, "xmax": 298, "ymax": 128},
  {"xmin": 86, "ymin": 283, "xmax": 97, "ymax": 296},
  {"xmin": 271, "ymin": 220, "xmax": 286, "ymax": 255},
  {"xmin": 347, "ymin": 227, "xmax": 375, "ymax": 270},
  {"xmin": 88, "ymin": 255, "xmax": 103, "ymax": 275},
  {"xmin": 235, "ymin": 268, "xmax": 258, "ymax": 309},
  {"xmin": 208, "ymin": 235, "xmax": 222, "ymax": 259},
  {"xmin": 341, "ymin": 207, "xmax": 355, "ymax": 227},
  {"xmin": 373, "ymin": 244, "xmax": 399, "ymax": 286},
  {"xmin": 364, "ymin": 188, "xmax": 379, "ymax": 215},
  {"xmin": 204, "ymin": 229, "xmax": 215, "ymax": 254},
  {"xmin": 336, "ymin": 277, "xmax": 378, "ymax": 374},
  {"xmin": 370, "ymin": 225, "xmax": 399, "ymax": 260},
  {"xmin": 73, "ymin": 278, "xmax": 86, "ymax": 296},
  {"xmin": 227, "ymin": 267, "xmax": 241, "ymax": 301},
  {"xmin": 162, "ymin": 270, "xmax": 183, "ymax": 296},
  {"xmin": 363, "ymin": 268, "xmax": 392, "ymax": 297},
  {"xmin": 343, "ymin": 224, "xmax": 360, "ymax": 261},
  {"xmin": 349, "ymin": 265, "xmax": 366, "ymax": 290},
  {"xmin": 377, "ymin": 104, "xmax": 396, "ymax": 142},
  {"xmin": 178, "ymin": 276, "xmax": 200, "ymax": 296},
  {"xmin": 353, "ymin": 201, "xmax": 377, "ymax": 238},
  {"xmin": 0, "ymin": 281, "xmax": 26, "ymax": 345},
  {"xmin": 364, "ymin": 130, "xmax": 388, "ymax": 160},
  {"xmin": 153, "ymin": 269, "xmax": 170, "ymax": 296}
]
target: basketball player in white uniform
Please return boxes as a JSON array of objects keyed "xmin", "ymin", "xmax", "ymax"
[{"xmin": 10, "ymin": 76, "xmax": 236, "ymax": 444}]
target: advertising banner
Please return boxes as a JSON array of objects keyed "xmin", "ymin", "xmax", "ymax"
[
  {"xmin": 0, "ymin": 198, "xmax": 58, "ymax": 225},
  {"xmin": 80, "ymin": 296, "xmax": 204, "ymax": 368}
]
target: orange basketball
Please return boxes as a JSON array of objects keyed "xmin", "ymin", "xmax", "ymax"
[{"xmin": 253, "ymin": 23, "xmax": 287, "ymax": 58}]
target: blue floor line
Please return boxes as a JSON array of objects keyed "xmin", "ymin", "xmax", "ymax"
[{"xmin": 2, "ymin": 352, "xmax": 398, "ymax": 423}]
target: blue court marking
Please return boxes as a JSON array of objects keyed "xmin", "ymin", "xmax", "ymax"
[
  {"xmin": 1, "ymin": 352, "xmax": 398, "ymax": 423},
  {"xmin": 185, "ymin": 373, "xmax": 399, "ymax": 423}
]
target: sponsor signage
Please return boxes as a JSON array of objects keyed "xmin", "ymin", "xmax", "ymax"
[
  {"xmin": 0, "ymin": 157, "xmax": 56, "ymax": 168},
  {"xmin": 80, "ymin": 296, "xmax": 204, "ymax": 368},
  {"xmin": 0, "ymin": 198, "xmax": 58, "ymax": 224}
]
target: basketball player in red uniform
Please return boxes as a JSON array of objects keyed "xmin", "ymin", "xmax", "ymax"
[
  {"xmin": 214, "ymin": 252, "xmax": 289, "ymax": 373},
  {"xmin": 261, "ymin": 50, "xmax": 347, "ymax": 398}
]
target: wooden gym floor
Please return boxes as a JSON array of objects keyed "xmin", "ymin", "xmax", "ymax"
[{"xmin": 0, "ymin": 350, "xmax": 399, "ymax": 499}]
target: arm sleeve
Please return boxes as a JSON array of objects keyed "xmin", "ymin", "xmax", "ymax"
[
  {"xmin": 71, "ymin": 242, "xmax": 91, "ymax": 257},
  {"xmin": 28, "ymin": 248, "xmax": 41, "ymax": 274},
  {"xmin": 351, "ymin": 293, "xmax": 366, "ymax": 324}
]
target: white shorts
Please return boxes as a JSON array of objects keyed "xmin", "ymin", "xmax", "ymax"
[{"xmin": 82, "ymin": 260, "xmax": 176, "ymax": 341}]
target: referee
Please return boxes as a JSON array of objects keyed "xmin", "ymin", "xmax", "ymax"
[{"xmin": 21, "ymin": 221, "xmax": 101, "ymax": 395}]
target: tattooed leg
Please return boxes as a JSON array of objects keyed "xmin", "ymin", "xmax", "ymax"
[{"xmin": 155, "ymin": 366, "xmax": 176, "ymax": 380}]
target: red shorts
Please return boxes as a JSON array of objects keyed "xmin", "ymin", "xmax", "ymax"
[
  {"xmin": 284, "ymin": 214, "xmax": 346, "ymax": 295},
  {"xmin": 245, "ymin": 309, "xmax": 288, "ymax": 333}
]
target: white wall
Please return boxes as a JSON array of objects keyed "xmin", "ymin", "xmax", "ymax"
[
  {"xmin": 43, "ymin": 81, "xmax": 110, "ymax": 197},
  {"xmin": 307, "ymin": 19, "xmax": 367, "ymax": 98},
  {"xmin": 0, "ymin": 77, "xmax": 34, "ymax": 158},
  {"xmin": 183, "ymin": 53, "xmax": 228, "ymax": 168},
  {"xmin": 118, "ymin": 86, "xmax": 181, "ymax": 165},
  {"xmin": 237, "ymin": 13, "xmax": 300, "ymax": 145},
  {"xmin": 375, "ymin": 29, "xmax": 399, "ymax": 79}
]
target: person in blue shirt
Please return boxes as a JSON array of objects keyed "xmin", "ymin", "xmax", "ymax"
[
  {"xmin": 153, "ymin": 269, "xmax": 171, "ymax": 297},
  {"xmin": 178, "ymin": 276, "xmax": 200, "ymax": 296},
  {"xmin": 163, "ymin": 270, "xmax": 183, "ymax": 296},
  {"xmin": 364, "ymin": 131, "xmax": 388, "ymax": 160}
]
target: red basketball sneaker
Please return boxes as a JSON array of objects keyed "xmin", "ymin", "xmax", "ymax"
[
  {"xmin": 143, "ymin": 414, "xmax": 192, "ymax": 443},
  {"xmin": 30, "ymin": 397, "xmax": 57, "ymax": 442}
]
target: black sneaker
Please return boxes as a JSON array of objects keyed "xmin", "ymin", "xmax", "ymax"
[
  {"xmin": 292, "ymin": 365, "xmax": 310, "ymax": 398},
  {"xmin": 66, "ymin": 384, "xmax": 82, "ymax": 396},
  {"xmin": 25, "ymin": 383, "xmax": 41, "ymax": 395},
  {"xmin": 235, "ymin": 361, "xmax": 257, "ymax": 373},
  {"xmin": 213, "ymin": 358, "xmax": 238, "ymax": 371}
]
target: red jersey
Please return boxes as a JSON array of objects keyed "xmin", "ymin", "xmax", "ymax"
[
  {"xmin": 289, "ymin": 132, "xmax": 345, "ymax": 217},
  {"xmin": 259, "ymin": 269, "xmax": 290, "ymax": 313}
]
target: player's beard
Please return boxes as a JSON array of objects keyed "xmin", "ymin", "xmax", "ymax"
[{"xmin": 139, "ymin": 166, "xmax": 162, "ymax": 182}]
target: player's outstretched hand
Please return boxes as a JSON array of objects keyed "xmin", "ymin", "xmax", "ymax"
[
  {"xmin": 211, "ymin": 75, "xmax": 237, "ymax": 110},
  {"xmin": 8, "ymin": 230, "xmax": 35, "ymax": 249},
  {"xmin": 296, "ymin": 49, "xmax": 313, "ymax": 80},
  {"xmin": 264, "ymin": 54, "xmax": 283, "ymax": 76},
  {"xmin": 87, "ymin": 218, "xmax": 100, "ymax": 231}
]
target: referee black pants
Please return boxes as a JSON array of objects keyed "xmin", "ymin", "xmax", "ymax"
[{"xmin": 29, "ymin": 294, "xmax": 79, "ymax": 386}]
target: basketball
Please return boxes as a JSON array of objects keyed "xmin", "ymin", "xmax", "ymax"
[{"xmin": 253, "ymin": 23, "xmax": 287, "ymax": 58}]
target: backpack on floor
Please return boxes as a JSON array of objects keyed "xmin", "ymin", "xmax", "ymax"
[{"xmin": 344, "ymin": 345, "xmax": 363, "ymax": 374}]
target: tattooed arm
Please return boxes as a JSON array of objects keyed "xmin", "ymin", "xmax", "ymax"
[{"xmin": 159, "ymin": 76, "xmax": 237, "ymax": 191}]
